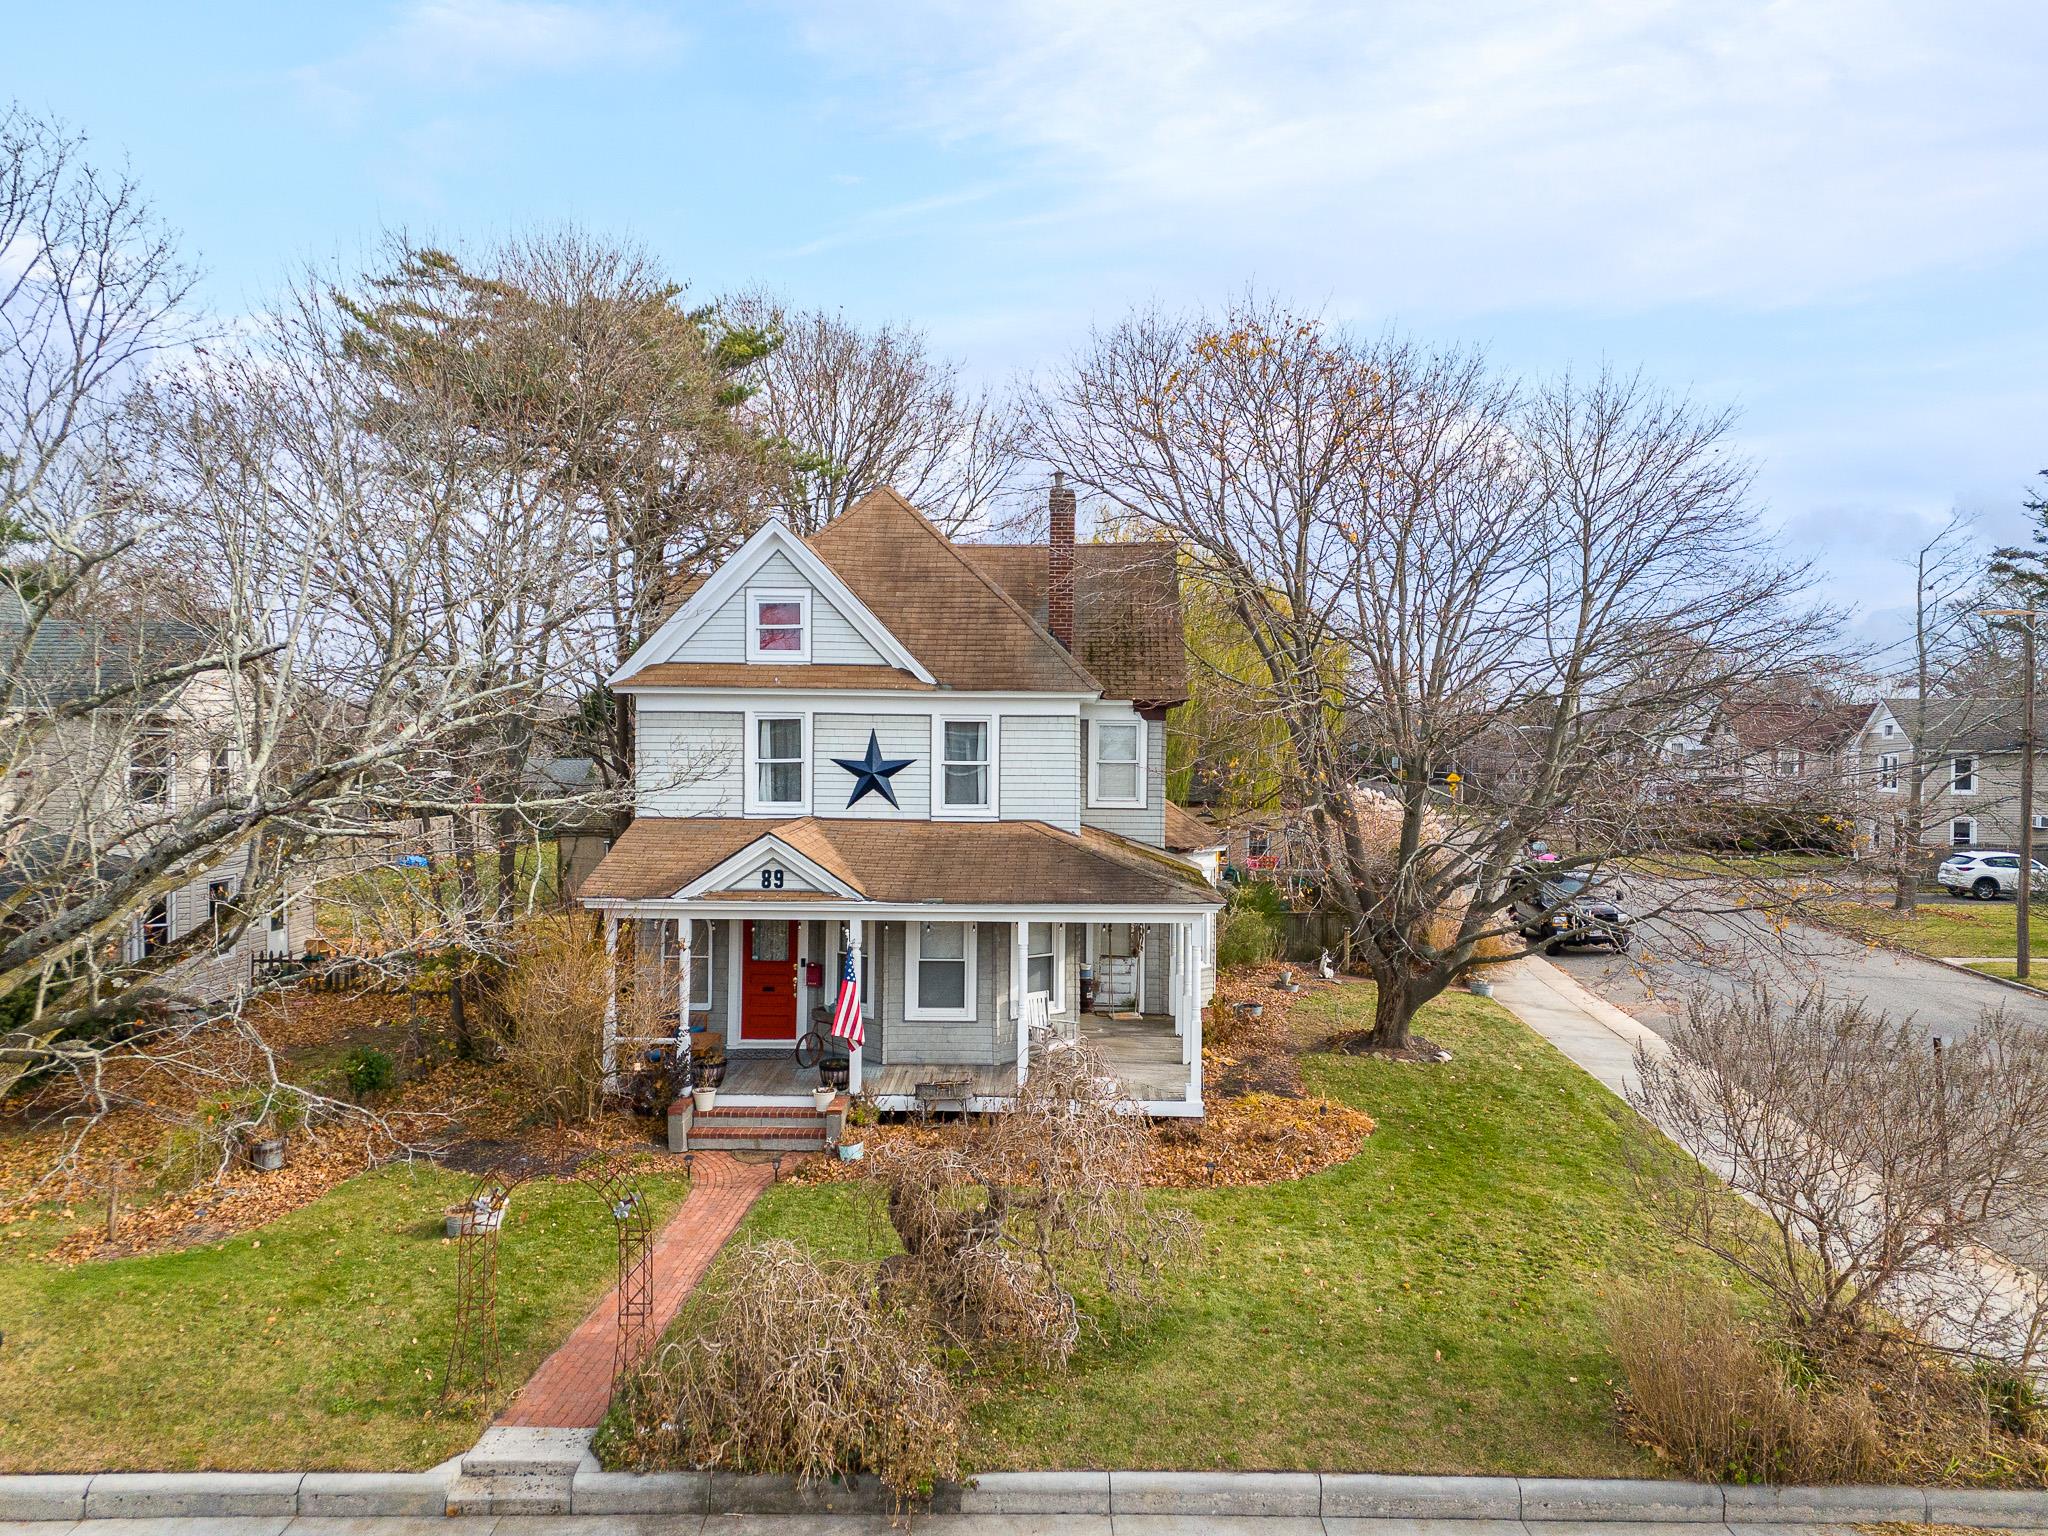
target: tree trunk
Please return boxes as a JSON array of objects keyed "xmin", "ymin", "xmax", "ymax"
[
  {"xmin": 1891, "ymin": 812, "xmax": 1917, "ymax": 914},
  {"xmin": 1365, "ymin": 965, "xmax": 1438, "ymax": 1050}
]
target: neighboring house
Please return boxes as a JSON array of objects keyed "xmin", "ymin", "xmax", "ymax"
[
  {"xmin": 1164, "ymin": 802, "xmax": 1226, "ymax": 887},
  {"xmin": 1660, "ymin": 697, "xmax": 1869, "ymax": 800},
  {"xmin": 579, "ymin": 483, "xmax": 1221, "ymax": 1117},
  {"xmin": 0, "ymin": 594, "xmax": 315, "ymax": 1001},
  {"xmin": 1850, "ymin": 697, "xmax": 2048, "ymax": 852}
]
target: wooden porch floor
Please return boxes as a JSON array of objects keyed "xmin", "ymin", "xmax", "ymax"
[{"xmin": 707, "ymin": 1012, "xmax": 1190, "ymax": 1105}]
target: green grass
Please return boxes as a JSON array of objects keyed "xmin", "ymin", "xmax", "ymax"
[
  {"xmin": 1817, "ymin": 900, "xmax": 2048, "ymax": 958},
  {"xmin": 0, "ymin": 1161, "xmax": 686, "ymax": 1473},
  {"xmin": 637, "ymin": 988, "xmax": 1731, "ymax": 1476},
  {"xmin": 1963, "ymin": 959, "xmax": 2048, "ymax": 990}
]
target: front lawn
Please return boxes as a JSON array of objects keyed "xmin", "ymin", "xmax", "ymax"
[
  {"xmin": 1963, "ymin": 959, "xmax": 2048, "ymax": 990},
  {"xmin": 1816, "ymin": 900, "xmax": 2048, "ymax": 959},
  {"xmin": 0, "ymin": 1162, "xmax": 686, "ymax": 1473},
  {"xmin": 673, "ymin": 987, "xmax": 1729, "ymax": 1476}
]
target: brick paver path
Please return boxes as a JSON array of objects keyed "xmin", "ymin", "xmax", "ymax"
[{"xmin": 500, "ymin": 1151, "xmax": 776, "ymax": 1428}]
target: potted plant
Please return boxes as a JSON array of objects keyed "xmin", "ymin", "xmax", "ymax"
[
  {"xmin": 693, "ymin": 1040, "xmax": 727, "ymax": 1089},
  {"xmin": 241, "ymin": 1092, "xmax": 302, "ymax": 1172},
  {"xmin": 811, "ymin": 1083, "xmax": 838, "ymax": 1112},
  {"xmin": 444, "ymin": 1186, "xmax": 509, "ymax": 1238},
  {"xmin": 1468, "ymin": 974, "xmax": 1495, "ymax": 998},
  {"xmin": 820, "ymin": 1053, "xmax": 851, "ymax": 1092},
  {"xmin": 838, "ymin": 1099, "xmax": 876, "ymax": 1161}
]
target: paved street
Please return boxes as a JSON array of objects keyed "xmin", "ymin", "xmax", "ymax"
[{"xmin": 1545, "ymin": 894, "xmax": 2048, "ymax": 1044}]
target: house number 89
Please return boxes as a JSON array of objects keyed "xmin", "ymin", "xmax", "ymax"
[{"xmin": 760, "ymin": 867, "xmax": 785, "ymax": 889}]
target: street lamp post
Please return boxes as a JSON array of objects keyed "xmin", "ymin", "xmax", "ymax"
[{"xmin": 1980, "ymin": 609, "xmax": 2041, "ymax": 979}]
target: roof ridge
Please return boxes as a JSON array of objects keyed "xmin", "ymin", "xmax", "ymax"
[{"xmin": 823, "ymin": 489, "xmax": 1106, "ymax": 695}]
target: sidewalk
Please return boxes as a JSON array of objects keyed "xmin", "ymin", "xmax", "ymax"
[
  {"xmin": 1487, "ymin": 956, "xmax": 2045, "ymax": 1366},
  {"xmin": 498, "ymin": 1151, "xmax": 774, "ymax": 1428}
]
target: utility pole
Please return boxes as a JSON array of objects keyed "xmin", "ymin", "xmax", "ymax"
[{"xmin": 1980, "ymin": 609, "xmax": 2041, "ymax": 979}]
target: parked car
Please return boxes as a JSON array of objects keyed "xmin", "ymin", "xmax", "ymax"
[
  {"xmin": 1937, "ymin": 850, "xmax": 2048, "ymax": 901},
  {"xmin": 1508, "ymin": 870, "xmax": 1634, "ymax": 950}
]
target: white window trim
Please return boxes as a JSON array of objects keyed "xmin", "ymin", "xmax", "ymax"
[
  {"xmin": 1087, "ymin": 716, "xmax": 1147, "ymax": 809},
  {"xmin": 685, "ymin": 918, "xmax": 716, "ymax": 1011},
  {"xmin": 744, "ymin": 586, "xmax": 812, "ymax": 663},
  {"xmin": 744, "ymin": 710, "xmax": 810, "ymax": 815},
  {"xmin": 933, "ymin": 713, "xmax": 998, "ymax": 818},
  {"xmin": 906, "ymin": 919, "xmax": 978, "ymax": 1022},
  {"xmin": 1878, "ymin": 752, "xmax": 1899, "ymax": 792},
  {"xmin": 1025, "ymin": 921, "xmax": 1065, "ymax": 1014},
  {"xmin": 1951, "ymin": 754, "xmax": 1977, "ymax": 795},
  {"xmin": 1952, "ymin": 816, "xmax": 1978, "ymax": 847}
]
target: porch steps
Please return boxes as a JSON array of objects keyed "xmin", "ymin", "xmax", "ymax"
[{"xmin": 684, "ymin": 1104, "xmax": 828, "ymax": 1154}]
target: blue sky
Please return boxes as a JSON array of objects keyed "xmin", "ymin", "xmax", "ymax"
[{"xmin": 10, "ymin": 0, "xmax": 2047, "ymax": 647}]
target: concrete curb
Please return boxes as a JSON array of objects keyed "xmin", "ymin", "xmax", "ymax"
[
  {"xmin": 3, "ymin": 1467, "xmax": 2047, "ymax": 1522},
  {"xmin": 1931, "ymin": 952, "xmax": 2048, "ymax": 999}
]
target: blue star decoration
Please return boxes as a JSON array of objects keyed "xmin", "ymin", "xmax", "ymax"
[{"xmin": 832, "ymin": 730, "xmax": 916, "ymax": 808}]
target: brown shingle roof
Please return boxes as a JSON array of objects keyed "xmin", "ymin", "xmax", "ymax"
[
  {"xmin": 578, "ymin": 816, "xmax": 1217, "ymax": 907},
  {"xmin": 615, "ymin": 662, "xmax": 932, "ymax": 691},
  {"xmin": 961, "ymin": 542, "xmax": 1189, "ymax": 707},
  {"xmin": 1163, "ymin": 802, "xmax": 1222, "ymax": 853},
  {"xmin": 808, "ymin": 489, "xmax": 1104, "ymax": 695}
]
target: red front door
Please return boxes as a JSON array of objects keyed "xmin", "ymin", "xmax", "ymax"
[{"xmin": 739, "ymin": 920, "xmax": 799, "ymax": 1043}]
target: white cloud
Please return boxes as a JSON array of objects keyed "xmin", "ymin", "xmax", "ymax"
[
  {"xmin": 295, "ymin": 0, "xmax": 682, "ymax": 119},
  {"xmin": 780, "ymin": 0, "xmax": 2048, "ymax": 312}
]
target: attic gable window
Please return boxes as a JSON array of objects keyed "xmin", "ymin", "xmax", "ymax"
[{"xmin": 746, "ymin": 588, "xmax": 811, "ymax": 662}]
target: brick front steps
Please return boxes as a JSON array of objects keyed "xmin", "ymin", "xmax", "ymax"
[{"xmin": 683, "ymin": 1104, "xmax": 828, "ymax": 1153}]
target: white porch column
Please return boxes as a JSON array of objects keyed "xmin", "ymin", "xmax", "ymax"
[
  {"xmin": 1169, "ymin": 923, "xmax": 1185, "ymax": 1040},
  {"xmin": 675, "ymin": 917, "xmax": 692, "ymax": 1040},
  {"xmin": 602, "ymin": 912, "xmax": 620, "ymax": 1089},
  {"xmin": 1185, "ymin": 917, "xmax": 1204, "ymax": 1103},
  {"xmin": 847, "ymin": 917, "xmax": 865, "ymax": 1095},
  {"xmin": 1013, "ymin": 918, "xmax": 1031, "ymax": 1088}
]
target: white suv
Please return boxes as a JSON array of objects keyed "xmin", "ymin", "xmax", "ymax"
[{"xmin": 1938, "ymin": 850, "xmax": 2048, "ymax": 900}]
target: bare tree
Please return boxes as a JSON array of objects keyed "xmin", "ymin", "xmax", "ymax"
[
  {"xmin": 1027, "ymin": 296, "xmax": 1832, "ymax": 1047},
  {"xmin": 728, "ymin": 296, "xmax": 1021, "ymax": 536},
  {"xmin": 1630, "ymin": 986, "xmax": 2048, "ymax": 1369}
]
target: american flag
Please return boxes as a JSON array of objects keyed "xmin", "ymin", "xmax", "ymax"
[{"xmin": 829, "ymin": 941, "xmax": 863, "ymax": 1048}]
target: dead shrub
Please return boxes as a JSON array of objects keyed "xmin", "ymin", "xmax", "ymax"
[
  {"xmin": 1607, "ymin": 1280, "xmax": 1886, "ymax": 1483},
  {"xmin": 610, "ymin": 1240, "xmax": 962, "ymax": 1501},
  {"xmin": 488, "ymin": 916, "xmax": 664, "ymax": 1124},
  {"xmin": 869, "ymin": 1044, "xmax": 1193, "ymax": 1369},
  {"xmin": 1610, "ymin": 1280, "xmax": 2048, "ymax": 1486}
]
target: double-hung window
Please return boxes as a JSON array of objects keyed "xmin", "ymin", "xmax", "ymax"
[
  {"xmin": 1953, "ymin": 817, "xmax": 1977, "ymax": 847},
  {"xmin": 1952, "ymin": 755, "xmax": 1976, "ymax": 794},
  {"xmin": 1025, "ymin": 922, "xmax": 1063, "ymax": 1011},
  {"xmin": 751, "ymin": 715, "xmax": 806, "ymax": 811},
  {"xmin": 939, "ymin": 718, "xmax": 991, "ymax": 813},
  {"xmin": 129, "ymin": 724, "xmax": 173, "ymax": 806},
  {"xmin": 677, "ymin": 918, "xmax": 715, "ymax": 1013},
  {"xmin": 907, "ymin": 920, "xmax": 975, "ymax": 1020},
  {"xmin": 1878, "ymin": 752, "xmax": 1899, "ymax": 791},
  {"xmin": 1089, "ymin": 718, "xmax": 1143, "ymax": 807},
  {"xmin": 746, "ymin": 588, "xmax": 810, "ymax": 661}
]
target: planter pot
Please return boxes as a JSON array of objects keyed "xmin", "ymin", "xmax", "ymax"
[
  {"xmin": 444, "ymin": 1196, "xmax": 507, "ymax": 1238},
  {"xmin": 837, "ymin": 1141, "xmax": 865, "ymax": 1162},
  {"xmin": 693, "ymin": 1087, "xmax": 718, "ymax": 1113},
  {"xmin": 820, "ymin": 1057, "xmax": 851, "ymax": 1092},
  {"xmin": 1235, "ymin": 1001, "xmax": 1265, "ymax": 1020},
  {"xmin": 812, "ymin": 1086, "xmax": 837, "ymax": 1112},
  {"xmin": 1468, "ymin": 978, "xmax": 1494, "ymax": 998},
  {"xmin": 245, "ymin": 1136, "xmax": 286, "ymax": 1172},
  {"xmin": 695, "ymin": 1059, "xmax": 727, "ymax": 1089}
]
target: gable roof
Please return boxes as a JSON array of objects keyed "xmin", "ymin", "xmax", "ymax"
[
  {"xmin": 577, "ymin": 814, "xmax": 1218, "ymax": 907},
  {"xmin": 960, "ymin": 541, "xmax": 1188, "ymax": 707},
  {"xmin": 807, "ymin": 489, "xmax": 1104, "ymax": 695},
  {"xmin": 1, "ymin": 592, "xmax": 214, "ymax": 710},
  {"xmin": 1879, "ymin": 697, "xmax": 2034, "ymax": 753},
  {"xmin": 609, "ymin": 515, "xmax": 934, "ymax": 689},
  {"xmin": 1717, "ymin": 699, "xmax": 1871, "ymax": 753}
]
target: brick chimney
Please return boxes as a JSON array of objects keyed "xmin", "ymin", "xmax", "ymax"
[{"xmin": 1048, "ymin": 471, "xmax": 1076, "ymax": 649}]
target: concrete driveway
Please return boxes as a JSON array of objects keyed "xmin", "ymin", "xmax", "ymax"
[{"xmin": 1543, "ymin": 894, "xmax": 2048, "ymax": 1044}]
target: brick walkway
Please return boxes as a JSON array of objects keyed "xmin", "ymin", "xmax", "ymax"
[{"xmin": 499, "ymin": 1151, "xmax": 776, "ymax": 1428}]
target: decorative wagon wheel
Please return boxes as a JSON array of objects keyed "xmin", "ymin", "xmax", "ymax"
[{"xmin": 793, "ymin": 1029, "xmax": 828, "ymax": 1070}]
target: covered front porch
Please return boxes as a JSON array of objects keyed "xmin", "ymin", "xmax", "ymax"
[{"xmin": 597, "ymin": 906, "xmax": 1214, "ymax": 1117}]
